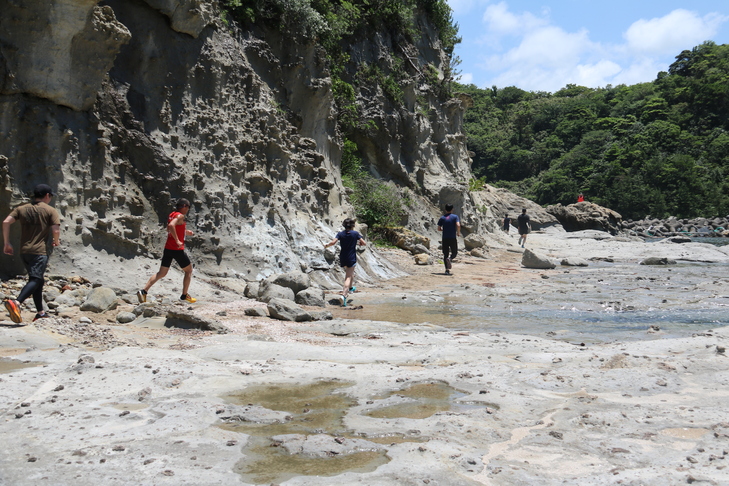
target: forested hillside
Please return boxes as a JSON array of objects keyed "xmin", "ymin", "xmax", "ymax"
[{"xmin": 458, "ymin": 41, "xmax": 729, "ymax": 220}]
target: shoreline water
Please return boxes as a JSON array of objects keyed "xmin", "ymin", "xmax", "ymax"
[{"xmin": 1, "ymin": 232, "xmax": 729, "ymax": 485}]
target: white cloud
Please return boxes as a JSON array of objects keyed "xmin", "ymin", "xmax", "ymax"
[
  {"xmin": 624, "ymin": 9, "xmax": 728, "ymax": 55},
  {"xmin": 465, "ymin": 4, "xmax": 729, "ymax": 92},
  {"xmin": 446, "ymin": 0, "xmax": 489, "ymax": 16},
  {"xmin": 482, "ymin": 1, "xmax": 548, "ymax": 37},
  {"xmin": 457, "ymin": 72, "xmax": 474, "ymax": 84}
]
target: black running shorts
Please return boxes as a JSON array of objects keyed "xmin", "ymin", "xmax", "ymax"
[{"xmin": 161, "ymin": 249, "xmax": 191, "ymax": 269}]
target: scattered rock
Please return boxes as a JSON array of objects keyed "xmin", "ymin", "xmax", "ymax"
[
  {"xmin": 295, "ymin": 288, "xmax": 326, "ymax": 307},
  {"xmin": 521, "ymin": 249, "xmax": 556, "ymax": 269},
  {"xmin": 560, "ymin": 257, "xmax": 589, "ymax": 267},
  {"xmin": 80, "ymin": 287, "xmax": 118, "ymax": 313},
  {"xmin": 244, "ymin": 307, "xmax": 268, "ymax": 317},
  {"xmin": 267, "ymin": 298, "xmax": 312, "ymax": 322},
  {"xmin": 640, "ymin": 257, "xmax": 677, "ymax": 265},
  {"xmin": 116, "ymin": 312, "xmax": 137, "ymax": 324},
  {"xmin": 165, "ymin": 308, "xmax": 229, "ymax": 333}
]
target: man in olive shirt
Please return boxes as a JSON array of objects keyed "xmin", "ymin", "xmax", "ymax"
[{"xmin": 3, "ymin": 184, "xmax": 61, "ymax": 323}]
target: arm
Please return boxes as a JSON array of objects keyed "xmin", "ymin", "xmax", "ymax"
[
  {"xmin": 3, "ymin": 215, "xmax": 15, "ymax": 255},
  {"xmin": 324, "ymin": 237, "xmax": 339, "ymax": 248},
  {"xmin": 167, "ymin": 214, "xmax": 186, "ymax": 247},
  {"xmin": 51, "ymin": 224, "xmax": 61, "ymax": 246},
  {"xmin": 357, "ymin": 238, "xmax": 366, "ymax": 246},
  {"xmin": 456, "ymin": 221, "xmax": 461, "ymax": 237}
]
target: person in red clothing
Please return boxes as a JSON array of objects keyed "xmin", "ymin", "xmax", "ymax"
[
  {"xmin": 577, "ymin": 193, "xmax": 584, "ymax": 202},
  {"xmin": 137, "ymin": 198, "xmax": 196, "ymax": 303}
]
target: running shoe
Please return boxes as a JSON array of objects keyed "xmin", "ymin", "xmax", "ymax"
[
  {"xmin": 445, "ymin": 269, "xmax": 451, "ymax": 275},
  {"xmin": 342, "ymin": 296, "xmax": 347, "ymax": 307},
  {"xmin": 33, "ymin": 312, "xmax": 51, "ymax": 321},
  {"xmin": 4, "ymin": 299, "xmax": 22, "ymax": 324},
  {"xmin": 136, "ymin": 289, "xmax": 147, "ymax": 303},
  {"xmin": 181, "ymin": 294, "xmax": 197, "ymax": 303},
  {"xmin": 349, "ymin": 286, "xmax": 357, "ymax": 293}
]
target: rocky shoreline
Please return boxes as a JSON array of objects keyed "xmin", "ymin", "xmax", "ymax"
[
  {"xmin": 620, "ymin": 215, "xmax": 729, "ymax": 239},
  {"xmin": 1, "ymin": 232, "xmax": 729, "ymax": 485}
]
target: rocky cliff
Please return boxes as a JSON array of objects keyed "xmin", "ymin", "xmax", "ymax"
[{"xmin": 0, "ymin": 0, "xmax": 534, "ymax": 286}]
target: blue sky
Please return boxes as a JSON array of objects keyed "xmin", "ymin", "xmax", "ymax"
[{"xmin": 447, "ymin": 0, "xmax": 729, "ymax": 92}]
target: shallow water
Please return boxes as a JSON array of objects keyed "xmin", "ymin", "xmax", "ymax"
[{"xmin": 355, "ymin": 261, "xmax": 729, "ymax": 343}]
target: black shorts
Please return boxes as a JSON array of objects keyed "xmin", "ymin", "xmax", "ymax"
[
  {"xmin": 161, "ymin": 249, "xmax": 191, "ymax": 269},
  {"xmin": 22, "ymin": 254, "xmax": 49, "ymax": 279}
]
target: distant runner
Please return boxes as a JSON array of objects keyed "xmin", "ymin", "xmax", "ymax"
[
  {"xmin": 137, "ymin": 198, "xmax": 197, "ymax": 304},
  {"xmin": 517, "ymin": 208, "xmax": 531, "ymax": 248},
  {"xmin": 503, "ymin": 215, "xmax": 511, "ymax": 234},
  {"xmin": 324, "ymin": 218, "xmax": 366, "ymax": 307},
  {"xmin": 438, "ymin": 204, "xmax": 461, "ymax": 275}
]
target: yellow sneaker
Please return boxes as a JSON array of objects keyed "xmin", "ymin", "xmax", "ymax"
[{"xmin": 180, "ymin": 294, "xmax": 197, "ymax": 303}]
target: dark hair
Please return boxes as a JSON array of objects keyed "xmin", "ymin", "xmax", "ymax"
[
  {"xmin": 343, "ymin": 218, "xmax": 355, "ymax": 230},
  {"xmin": 176, "ymin": 198, "xmax": 191, "ymax": 210},
  {"xmin": 522, "ymin": 208, "xmax": 527, "ymax": 213},
  {"xmin": 445, "ymin": 203, "xmax": 454, "ymax": 212}
]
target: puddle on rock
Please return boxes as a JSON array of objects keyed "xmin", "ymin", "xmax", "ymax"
[
  {"xmin": 0, "ymin": 358, "xmax": 42, "ymax": 374},
  {"xmin": 222, "ymin": 380, "xmax": 357, "ymax": 436},
  {"xmin": 661, "ymin": 427, "xmax": 710, "ymax": 440},
  {"xmin": 366, "ymin": 382, "xmax": 496, "ymax": 419},
  {"xmin": 221, "ymin": 380, "xmax": 392, "ymax": 483},
  {"xmin": 104, "ymin": 402, "xmax": 149, "ymax": 412},
  {"xmin": 234, "ymin": 436, "xmax": 389, "ymax": 485}
]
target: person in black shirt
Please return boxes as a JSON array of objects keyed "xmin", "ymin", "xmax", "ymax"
[{"xmin": 517, "ymin": 209, "xmax": 531, "ymax": 248}]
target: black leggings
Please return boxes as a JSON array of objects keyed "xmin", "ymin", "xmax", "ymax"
[
  {"xmin": 18, "ymin": 276, "xmax": 45, "ymax": 312},
  {"xmin": 442, "ymin": 238, "xmax": 458, "ymax": 263}
]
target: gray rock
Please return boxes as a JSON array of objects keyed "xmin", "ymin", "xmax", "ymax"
[
  {"xmin": 267, "ymin": 298, "xmax": 312, "ymax": 322},
  {"xmin": 54, "ymin": 289, "xmax": 89, "ymax": 307},
  {"xmin": 470, "ymin": 248, "xmax": 488, "ymax": 259},
  {"xmin": 522, "ymin": 249, "xmax": 556, "ymax": 269},
  {"xmin": 546, "ymin": 202, "xmax": 622, "ymax": 235},
  {"xmin": 258, "ymin": 282, "xmax": 295, "ymax": 303},
  {"xmin": 669, "ymin": 236, "xmax": 692, "ymax": 244},
  {"xmin": 415, "ymin": 254, "xmax": 433, "ymax": 265},
  {"xmin": 244, "ymin": 282, "xmax": 260, "ymax": 299},
  {"xmin": 560, "ymin": 258, "xmax": 589, "ymax": 267},
  {"xmin": 269, "ymin": 272, "xmax": 311, "ymax": 294},
  {"xmin": 43, "ymin": 287, "xmax": 61, "ymax": 302},
  {"xmin": 165, "ymin": 308, "xmax": 229, "ymax": 333},
  {"xmin": 464, "ymin": 234, "xmax": 488, "ymax": 250},
  {"xmin": 134, "ymin": 303, "xmax": 163, "ymax": 317},
  {"xmin": 410, "ymin": 243, "xmax": 430, "ymax": 255},
  {"xmin": 308, "ymin": 310, "xmax": 333, "ymax": 321},
  {"xmin": 79, "ymin": 287, "xmax": 118, "ymax": 313},
  {"xmin": 640, "ymin": 257, "xmax": 677, "ymax": 265},
  {"xmin": 244, "ymin": 307, "xmax": 268, "ymax": 317},
  {"xmin": 295, "ymin": 287, "xmax": 326, "ymax": 307},
  {"xmin": 115, "ymin": 312, "xmax": 137, "ymax": 324}
]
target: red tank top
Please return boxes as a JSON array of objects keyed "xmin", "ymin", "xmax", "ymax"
[{"xmin": 164, "ymin": 211, "xmax": 186, "ymax": 250}]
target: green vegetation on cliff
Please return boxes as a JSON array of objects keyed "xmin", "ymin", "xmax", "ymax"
[
  {"xmin": 221, "ymin": 0, "xmax": 460, "ymax": 232},
  {"xmin": 458, "ymin": 41, "xmax": 729, "ymax": 220}
]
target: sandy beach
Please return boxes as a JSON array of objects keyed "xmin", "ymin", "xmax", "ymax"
[{"xmin": 1, "ymin": 231, "xmax": 729, "ymax": 485}]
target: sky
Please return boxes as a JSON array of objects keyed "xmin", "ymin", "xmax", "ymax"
[{"xmin": 447, "ymin": 0, "xmax": 729, "ymax": 93}]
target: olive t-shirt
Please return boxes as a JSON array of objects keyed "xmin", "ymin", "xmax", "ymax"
[{"xmin": 9, "ymin": 202, "xmax": 61, "ymax": 255}]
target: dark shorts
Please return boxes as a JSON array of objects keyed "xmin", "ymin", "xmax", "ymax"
[
  {"xmin": 161, "ymin": 248, "xmax": 192, "ymax": 269},
  {"xmin": 340, "ymin": 259, "xmax": 357, "ymax": 268},
  {"xmin": 22, "ymin": 254, "xmax": 49, "ymax": 279}
]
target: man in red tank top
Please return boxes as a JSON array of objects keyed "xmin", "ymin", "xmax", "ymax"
[{"xmin": 137, "ymin": 198, "xmax": 196, "ymax": 303}]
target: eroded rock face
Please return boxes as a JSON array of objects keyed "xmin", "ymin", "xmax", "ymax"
[
  {"xmin": 0, "ymin": 1, "xmax": 131, "ymax": 110},
  {"xmin": 0, "ymin": 1, "xmax": 516, "ymax": 284},
  {"xmin": 546, "ymin": 202, "xmax": 623, "ymax": 235}
]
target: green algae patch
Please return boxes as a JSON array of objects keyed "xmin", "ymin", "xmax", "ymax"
[{"xmin": 366, "ymin": 382, "xmax": 494, "ymax": 419}]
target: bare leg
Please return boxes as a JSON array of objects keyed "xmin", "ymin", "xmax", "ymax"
[
  {"xmin": 181, "ymin": 264, "xmax": 193, "ymax": 296},
  {"xmin": 144, "ymin": 266, "xmax": 170, "ymax": 292},
  {"xmin": 343, "ymin": 266, "xmax": 356, "ymax": 297}
]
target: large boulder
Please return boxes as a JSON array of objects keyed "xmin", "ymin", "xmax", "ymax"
[
  {"xmin": 464, "ymin": 234, "xmax": 488, "ymax": 250},
  {"xmin": 295, "ymin": 288, "xmax": 326, "ymax": 307},
  {"xmin": 546, "ymin": 202, "xmax": 622, "ymax": 235},
  {"xmin": 165, "ymin": 307, "xmax": 229, "ymax": 333},
  {"xmin": 268, "ymin": 272, "xmax": 311, "ymax": 294},
  {"xmin": 382, "ymin": 227, "xmax": 430, "ymax": 253},
  {"xmin": 267, "ymin": 298, "xmax": 312, "ymax": 322},
  {"xmin": 521, "ymin": 249, "xmax": 556, "ymax": 269},
  {"xmin": 79, "ymin": 287, "xmax": 118, "ymax": 313},
  {"xmin": 258, "ymin": 281, "xmax": 295, "ymax": 303}
]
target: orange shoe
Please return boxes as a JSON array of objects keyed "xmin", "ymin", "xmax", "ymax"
[
  {"xmin": 180, "ymin": 294, "xmax": 197, "ymax": 303},
  {"xmin": 4, "ymin": 299, "xmax": 22, "ymax": 324}
]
